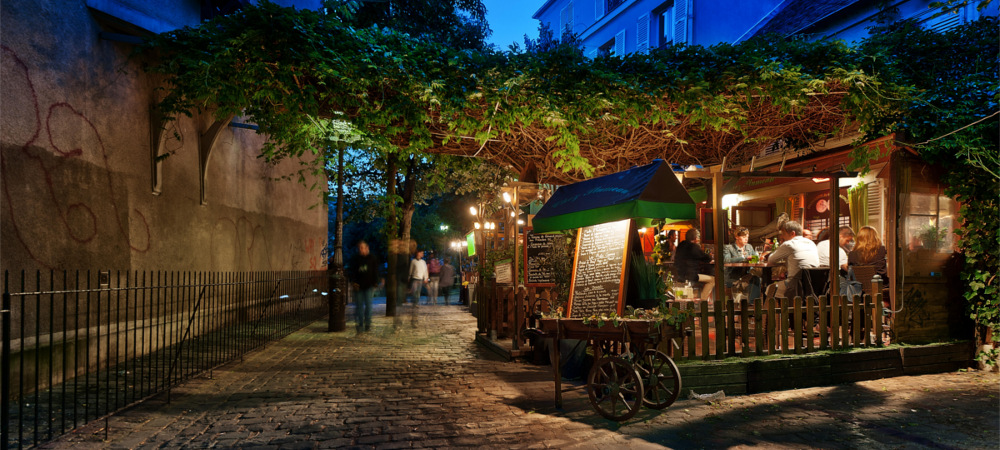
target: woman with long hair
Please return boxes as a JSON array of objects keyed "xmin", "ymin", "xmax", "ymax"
[{"xmin": 848, "ymin": 226, "xmax": 887, "ymax": 278}]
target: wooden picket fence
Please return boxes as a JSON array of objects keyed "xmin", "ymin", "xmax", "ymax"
[
  {"xmin": 663, "ymin": 292, "xmax": 889, "ymax": 361},
  {"xmin": 485, "ymin": 281, "xmax": 891, "ymax": 360}
]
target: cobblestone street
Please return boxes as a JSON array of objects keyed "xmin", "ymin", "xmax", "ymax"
[{"xmin": 53, "ymin": 303, "xmax": 999, "ymax": 449}]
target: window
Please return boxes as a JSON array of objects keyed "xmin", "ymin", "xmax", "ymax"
[
  {"xmin": 655, "ymin": 2, "xmax": 674, "ymax": 48},
  {"xmin": 560, "ymin": 2, "xmax": 574, "ymax": 39},
  {"xmin": 614, "ymin": 29, "xmax": 626, "ymax": 56},
  {"xmin": 598, "ymin": 37, "xmax": 614, "ymax": 57}
]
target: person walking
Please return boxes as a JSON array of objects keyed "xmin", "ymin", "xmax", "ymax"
[
  {"xmin": 439, "ymin": 258, "xmax": 455, "ymax": 305},
  {"xmin": 426, "ymin": 251, "xmax": 442, "ymax": 305},
  {"xmin": 407, "ymin": 249, "xmax": 429, "ymax": 324},
  {"xmin": 347, "ymin": 240, "xmax": 380, "ymax": 333},
  {"xmin": 393, "ymin": 240, "xmax": 413, "ymax": 307}
]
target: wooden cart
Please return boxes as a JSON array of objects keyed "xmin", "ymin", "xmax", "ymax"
[{"xmin": 531, "ymin": 318, "xmax": 683, "ymax": 421}]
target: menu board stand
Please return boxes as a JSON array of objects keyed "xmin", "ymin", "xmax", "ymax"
[
  {"xmin": 566, "ymin": 219, "xmax": 632, "ymax": 318},
  {"xmin": 523, "ymin": 228, "xmax": 560, "ymax": 287}
]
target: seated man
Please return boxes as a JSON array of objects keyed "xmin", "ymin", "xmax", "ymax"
[
  {"xmin": 724, "ymin": 227, "xmax": 760, "ymax": 300},
  {"xmin": 816, "ymin": 226, "xmax": 853, "ymax": 271},
  {"xmin": 674, "ymin": 229, "xmax": 715, "ymax": 300},
  {"xmin": 764, "ymin": 220, "xmax": 819, "ymax": 298}
]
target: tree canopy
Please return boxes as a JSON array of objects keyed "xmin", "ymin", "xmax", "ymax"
[{"xmin": 142, "ymin": 1, "xmax": 898, "ymax": 184}]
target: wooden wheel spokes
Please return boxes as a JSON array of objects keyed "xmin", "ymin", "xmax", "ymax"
[
  {"xmin": 587, "ymin": 356, "xmax": 644, "ymax": 421},
  {"xmin": 636, "ymin": 349, "xmax": 682, "ymax": 410}
]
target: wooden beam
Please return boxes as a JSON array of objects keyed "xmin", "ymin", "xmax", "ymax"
[{"xmin": 829, "ymin": 176, "xmax": 840, "ymax": 297}]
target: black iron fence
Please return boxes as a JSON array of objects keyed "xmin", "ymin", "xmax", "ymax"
[{"xmin": 2, "ymin": 269, "xmax": 329, "ymax": 448}]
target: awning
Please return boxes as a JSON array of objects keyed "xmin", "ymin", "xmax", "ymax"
[{"xmin": 532, "ymin": 160, "xmax": 698, "ymax": 233}]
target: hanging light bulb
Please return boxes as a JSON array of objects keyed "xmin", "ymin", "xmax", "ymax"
[
  {"xmin": 502, "ymin": 191, "xmax": 512, "ymax": 203},
  {"xmin": 469, "ymin": 206, "xmax": 478, "ymax": 216},
  {"xmin": 474, "ymin": 222, "xmax": 481, "ymax": 230}
]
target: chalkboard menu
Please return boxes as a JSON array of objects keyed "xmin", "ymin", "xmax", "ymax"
[
  {"xmin": 567, "ymin": 219, "xmax": 632, "ymax": 318},
  {"xmin": 523, "ymin": 229, "xmax": 560, "ymax": 286}
]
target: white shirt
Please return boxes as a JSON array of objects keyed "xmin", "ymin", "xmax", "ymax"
[
  {"xmin": 768, "ymin": 236, "xmax": 819, "ymax": 278},
  {"xmin": 409, "ymin": 258, "xmax": 429, "ymax": 282},
  {"xmin": 816, "ymin": 239, "xmax": 848, "ymax": 268}
]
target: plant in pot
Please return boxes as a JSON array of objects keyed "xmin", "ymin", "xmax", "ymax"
[
  {"xmin": 918, "ymin": 224, "xmax": 948, "ymax": 251},
  {"xmin": 631, "ymin": 255, "xmax": 667, "ymax": 309}
]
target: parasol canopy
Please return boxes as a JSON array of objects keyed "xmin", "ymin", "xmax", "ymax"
[{"xmin": 532, "ymin": 160, "xmax": 697, "ymax": 233}]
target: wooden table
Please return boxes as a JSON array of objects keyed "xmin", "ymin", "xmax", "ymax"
[{"xmin": 723, "ymin": 262, "xmax": 772, "ymax": 287}]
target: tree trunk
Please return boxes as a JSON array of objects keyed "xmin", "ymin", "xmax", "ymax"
[
  {"xmin": 385, "ymin": 156, "xmax": 399, "ymax": 317},
  {"xmin": 400, "ymin": 155, "xmax": 418, "ymax": 246},
  {"xmin": 329, "ymin": 145, "xmax": 347, "ymax": 332}
]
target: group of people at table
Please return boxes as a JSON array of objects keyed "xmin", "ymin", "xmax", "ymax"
[{"xmin": 669, "ymin": 220, "xmax": 888, "ymax": 302}]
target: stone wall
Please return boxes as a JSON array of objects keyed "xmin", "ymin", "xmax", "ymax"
[{"xmin": 1, "ymin": 0, "xmax": 328, "ymax": 273}]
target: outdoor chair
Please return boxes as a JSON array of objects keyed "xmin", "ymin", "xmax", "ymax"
[{"xmin": 851, "ymin": 264, "xmax": 892, "ymax": 342}]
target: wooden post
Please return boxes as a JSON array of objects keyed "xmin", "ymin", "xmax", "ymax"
[
  {"xmin": 712, "ymin": 171, "xmax": 727, "ymax": 359},
  {"xmin": 512, "ymin": 188, "xmax": 521, "ymax": 351},
  {"xmin": 829, "ymin": 176, "xmax": 840, "ymax": 297}
]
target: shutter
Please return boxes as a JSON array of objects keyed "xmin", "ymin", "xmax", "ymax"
[
  {"xmin": 560, "ymin": 2, "xmax": 574, "ymax": 38},
  {"xmin": 867, "ymin": 179, "xmax": 883, "ymax": 237},
  {"xmin": 924, "ymin": 13, "xmax": 962, "ymax": 32},
  {"xmin": 673, "ymin": 0, "xmax": 688, "ymax": 44},
  {"xmin": 614, "ymin": 29, "xmax": 626, "ymax": 56},
  {"xmin": 636, "ymin": 14, "xmax": 649, "ymax": 54},
  {"xmin": 595, "ymin": 0, "xmax": 604, "ymax": 19}
]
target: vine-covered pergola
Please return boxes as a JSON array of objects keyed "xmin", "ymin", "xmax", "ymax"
[{"xmin": 143, "ymin": 2, "xmax": 897, "ymax": 184}]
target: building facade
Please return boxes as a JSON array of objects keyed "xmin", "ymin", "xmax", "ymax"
[
  {"xmin": 1, "ymin": 0, "xmax": 328, "ymax": 273},
  {"xmin": 532, "ymin": 0, "xmax": 995, "ymax": 57}
]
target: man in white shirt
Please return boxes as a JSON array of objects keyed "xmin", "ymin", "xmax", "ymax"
[
  {"xmin": 407, "ymin": 250, "xmax": 429, "ymax": 324},
  {"xmin": 817, "ymin": 227, "xmax": 854, "ymax": 271},
  {"xmin": 764, "ymin": 220, "xmax": 819, "ymax": 298}
]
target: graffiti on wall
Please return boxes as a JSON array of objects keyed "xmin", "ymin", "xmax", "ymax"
[
  {"xmin": 2, "ymin": 46, "xmax": 150, "ymax": 269},
  {"xmin": 898, "ymin": 285, "xmax": 931, "ymax": 328}
]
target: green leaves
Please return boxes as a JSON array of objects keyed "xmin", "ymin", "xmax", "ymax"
[{"xmin": 142, "ymin": 1, "xmax": 906, "ymax": 180}]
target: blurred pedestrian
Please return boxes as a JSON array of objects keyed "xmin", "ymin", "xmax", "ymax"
[
  {"xmin": 439, "ymin": 258, "xmax": 455, "ymax": 305},
  {"xmin": 393, "ymin": 240, "xmax": 412, "ymax": 307},
  {"xmin": 427, "ymin": 251, "xmax": 442, "ymax": 304},
  {"xmin": 348, "ymin": 240, "xmax": 380, "ymax": 333},
  {"xmin": 407, "ymin": 249, "xmax": 429, "ymax": 325}
]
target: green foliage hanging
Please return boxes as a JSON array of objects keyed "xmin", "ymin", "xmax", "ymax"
[{"xmin": 141, "ymin": 1, "xmax": 898, "ymax": 184}]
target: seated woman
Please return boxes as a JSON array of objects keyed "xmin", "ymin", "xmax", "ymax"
[
  {"xmin": 723, "ymin": 227, "xmax": 760, "ymax": 299},
  {"xmin": 848, "ymin": 226, "xmax": 888, "ymax": 278},
  {"xmin": 674, "ymin": 229, "xmax": 715, "ymax": 300}
]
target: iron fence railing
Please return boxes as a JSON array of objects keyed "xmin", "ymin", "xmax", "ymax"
[{"xmin": 2, "ymin": 269, "xmax": 329, "ymax": 448}]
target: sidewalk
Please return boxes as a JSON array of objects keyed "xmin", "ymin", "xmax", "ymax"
[{"xmin": 51, "ymin": 302, "xmax": 998, "ymax": 449}]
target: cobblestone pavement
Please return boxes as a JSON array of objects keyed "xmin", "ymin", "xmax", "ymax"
[{"xmin": 51, "ymin": 303, "xmax": 999, "ymax": 449}]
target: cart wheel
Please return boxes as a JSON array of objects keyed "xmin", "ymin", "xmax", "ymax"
[
  {"xmin": 587, "ymin": 356, "xmax": 644, "ymax": 421},
  {"xmin": 636, "ymin": 349, "xmax": 681, "ymax": 409}
]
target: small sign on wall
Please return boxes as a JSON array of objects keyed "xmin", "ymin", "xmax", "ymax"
[{"xmin": 495, "ymin": 258, "xmax": 513, "ymax": 284}]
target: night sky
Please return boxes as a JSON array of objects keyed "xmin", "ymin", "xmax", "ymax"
[{"xmin": 483, "ymin": 0, "xmax": 543, "ymax": 50}]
